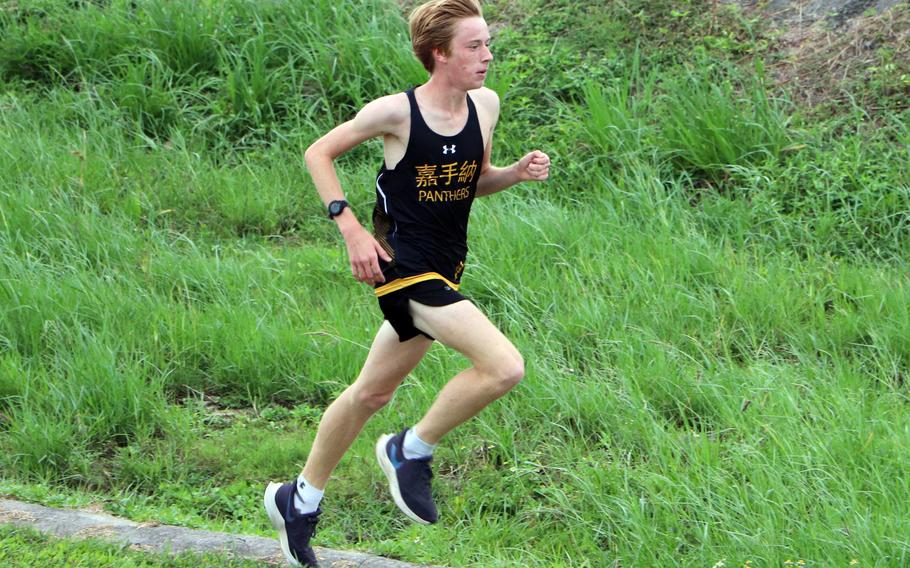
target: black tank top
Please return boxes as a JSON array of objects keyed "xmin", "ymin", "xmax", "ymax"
[{"xmin": 372, "ymin": 87, "xmax": 484, "ymax": 297}]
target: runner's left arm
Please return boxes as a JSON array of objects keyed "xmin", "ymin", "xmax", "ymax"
[
  {"xmin": 474, "ymin": 92, "xmax": 550, "ymax": 197},
  {"xmin": 475, "ymin": 148, "xmax": 550, "ymax": 197}
]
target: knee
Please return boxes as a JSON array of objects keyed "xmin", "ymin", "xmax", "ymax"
[
  {"xmin": 349, "ymin": 386, "xmax": 394, "ymax": 413},
  {"xmin": 488, "ymin": 353, "xmax": 525, "ymax": 395}
]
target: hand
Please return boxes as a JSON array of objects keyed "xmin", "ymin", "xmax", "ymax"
[
  {"xmin": 516, "ymin": 150, "xmax": 550, "ymax": 181},
  {"xmin": 342, "ymin": 226, "xmax": 392, "ymax": 285}
]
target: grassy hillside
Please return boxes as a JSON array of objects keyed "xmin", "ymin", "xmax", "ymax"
[{"xmin": 1, "ymin": 0, "xmax": 909, "ymax": 566}]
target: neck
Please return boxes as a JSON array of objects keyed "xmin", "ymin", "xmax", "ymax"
[{"xmin": 417, "ymin": 75, "xmax": 468, "ymax": 114}]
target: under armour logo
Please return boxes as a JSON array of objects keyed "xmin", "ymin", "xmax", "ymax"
[{"xmin": 442, "ymin": 145, "xmax": 456, "ymax": 155}]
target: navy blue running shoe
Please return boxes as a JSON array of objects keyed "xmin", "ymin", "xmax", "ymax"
[
  {"xmin": 264, "ymin": 481, "xmax": 321, "ymax": 567},
  {"xmin": 375, "ymin": 429, "xmax": 438, "ymax": 524}
]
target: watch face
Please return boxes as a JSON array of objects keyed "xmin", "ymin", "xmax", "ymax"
[{"xmin": 328, "ymin": 200, "xmax": 347, "ymax": 218}]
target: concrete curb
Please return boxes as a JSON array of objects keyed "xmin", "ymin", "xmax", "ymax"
[{"xmin": 0, "ymin": 498, "xmax": 438, "ymax": 567}]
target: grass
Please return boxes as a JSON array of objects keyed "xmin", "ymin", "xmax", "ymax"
[{"xmin": 2, "ymin": 0, "xmax": 910, "ymax": 566}]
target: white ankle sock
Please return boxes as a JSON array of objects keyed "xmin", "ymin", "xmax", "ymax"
[
  {"xmin": 293, "ymin": 475, "xmax": 324, "ymax": 515},
  {"xmin": 402, "ymin": 427, "xmax": 437, "ymax": 460}
]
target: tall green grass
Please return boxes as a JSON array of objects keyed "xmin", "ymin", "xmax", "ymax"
[
  {"xmin": 2, "ymin": 0, "xmax": 910, "ymax": 566},
  {"xmin": 658, "ymin": 60, "xmax": 792, "ymax": 183},
  {"xmin": 576, "ymin": 50, "xmax": 657, "ymax": 164},
  {"xmin": 1, "ymin": 0, "xmax": 425, "ymax": 147}
]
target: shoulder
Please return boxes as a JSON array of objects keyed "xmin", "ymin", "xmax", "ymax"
[
  {"xmin": 353, "ymin": 92, "xmax": 410, "ymax": 133},
  {"xmin": 469, "ymin": 87, "xmax": 500, "ymax": 144},
  {"xmin": 469, "ymin": 87, "xmax": 500, "ymax": 133},
  {"xmin": 469, "ymin": 87, "xmax": 500, "ymax": 114}
]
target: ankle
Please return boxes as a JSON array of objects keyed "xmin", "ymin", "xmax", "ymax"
[
  {"xmin": 403, "ymin": 427, "xmax": 437, "ymax": 460},
  {"xmin": 294, "ymin": 475, "xmax": 324, "ymax": 515}
]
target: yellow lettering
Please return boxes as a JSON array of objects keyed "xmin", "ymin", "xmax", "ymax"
[
  {"xmin": 440, "ymin": 162, "xmax": 459, "ymax": 185},
  {"xmin": 417, "ymin": 186, "xmax": 473, "ymax": 202},
  {"xmin": 415, "ymin": 164, "xmax": 438, "ymax": 188},
  {"xmin": 458, "ymin": 160, "xmax": 478, "ymax": 183}
]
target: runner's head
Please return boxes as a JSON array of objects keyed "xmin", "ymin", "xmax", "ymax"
[{"xmin": 409, "ymin": 0, "xmax": 486, "ymax": 74}]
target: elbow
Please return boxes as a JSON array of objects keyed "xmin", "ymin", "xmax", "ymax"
[
  {"xmin": 304, "ymin": 144, "xmax": 320, "ymax": 172},
  {"xmin": 305, "ymin": 142, "xmax": 339, "ymax": 173}
]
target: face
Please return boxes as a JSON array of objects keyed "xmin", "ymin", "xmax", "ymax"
[{"xmin": 436, "ymin": 16, "xmax": 492, "ymax": 88}]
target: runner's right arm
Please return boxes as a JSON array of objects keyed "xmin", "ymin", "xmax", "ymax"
[{"xmin": 305, "ymin": 96, "xmax": 407, "ymax": 285}]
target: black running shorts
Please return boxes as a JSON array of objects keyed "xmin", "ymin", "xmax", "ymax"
[{"xmin": 377, "ymin": 277, "xmax": 466, "ymax": 342}]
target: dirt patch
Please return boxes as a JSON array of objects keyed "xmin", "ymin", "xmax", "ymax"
[
  {"xmin": 74, "ymin": 525, "xmax": 120, "ymax": 539},
  {"xmin": 734, "ymin": 1, "xmax": 910, "ymax": 109},
  {"xmin": 742, "ymin": 0, "xmax": 904, "ymax": 27},
  {"xmin": 0, "ymin": 509, "xmax": 36, "ymax": 523}
]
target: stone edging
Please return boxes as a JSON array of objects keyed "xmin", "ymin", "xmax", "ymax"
[{"xmin": 0, "ymin": 498, "xmax": 439, "ymax": 568}]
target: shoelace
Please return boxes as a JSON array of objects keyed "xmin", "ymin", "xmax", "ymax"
[
  {"xmin": 300, "ymin": 512, "xmax": 319, "ymax": 539},
  {"xmin": 414, "ymin": 459, "xmax": 434, "ymax": 485}
]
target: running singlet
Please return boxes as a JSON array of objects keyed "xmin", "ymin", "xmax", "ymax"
[{"xmin": 372, "ymin": 87, "xmax": 484, "ymax": 297}]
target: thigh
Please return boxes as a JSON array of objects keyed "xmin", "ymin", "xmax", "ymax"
[
  {"xmin": 353, "ymin": 321, "xmax": 434, "ymax": 392},
  {"xmin": 409, "ymin": 299, "xmax": 520, "ymax": 368}
]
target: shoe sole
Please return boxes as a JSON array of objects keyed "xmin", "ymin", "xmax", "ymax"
[
  {"xmin": 263, "ymin": 482, "xmax": 303, "ymax": 566},
  {"xmin": 375, "ymin": 434, "xmax": 432, "ymax": 525}
]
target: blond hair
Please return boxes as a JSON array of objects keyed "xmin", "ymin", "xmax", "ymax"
[{"xmin": 408, "ymin": 0, "xmax": 483, "ymax": 73}]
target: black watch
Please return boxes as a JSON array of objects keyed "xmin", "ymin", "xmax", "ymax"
[{"xmin": 327, "ymin": 199, "xmax": 349, "ymax": 219}]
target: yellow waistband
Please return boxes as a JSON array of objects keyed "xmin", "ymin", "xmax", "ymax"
[{"xmin": 374, "ymin": 272, "xmax": 460, "ymax": 297}]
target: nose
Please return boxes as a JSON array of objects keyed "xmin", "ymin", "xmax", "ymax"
[{"xmin": 482, "ymin": 44, "xmax": 493, "ymax": 62}]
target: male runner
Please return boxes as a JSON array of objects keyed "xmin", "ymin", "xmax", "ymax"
[{"xmin": 264, "ymin": 1, "xmax": 550, "ymax": 565}]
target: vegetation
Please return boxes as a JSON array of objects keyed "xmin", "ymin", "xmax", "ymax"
[{"xmin": 1, "ymin": 0, "xmax": 908, "ymax": 566}]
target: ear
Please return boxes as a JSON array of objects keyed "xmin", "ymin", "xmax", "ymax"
[{"xmin": 432, "ymin": 45, "xmax": 448, "ymax": 65}]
